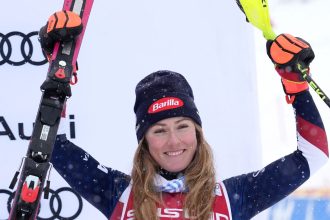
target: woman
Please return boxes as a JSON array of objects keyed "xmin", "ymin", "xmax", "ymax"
[{"xmin": 41, "ymin": 11, "xmax": 328, "ymax": 220}]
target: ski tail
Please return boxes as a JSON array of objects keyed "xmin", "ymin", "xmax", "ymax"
[{"xmin": 52, "ymin": 0, "xmax": 94, "ymax": 66}]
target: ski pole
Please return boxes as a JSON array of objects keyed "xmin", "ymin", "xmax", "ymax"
[
  {"xmin": 297, "ymin": 63, "xmax": 330, "ymax": 107},
  {"xmin": 235, "ymin": 0, "xmax": 330, "ymax": 108}
]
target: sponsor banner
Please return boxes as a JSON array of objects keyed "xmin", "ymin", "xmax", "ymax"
[
  {"xmin": 268, "ymin": 189, "xmax": 330, "ymax": 220},
  {"xmin": 0, "ymin": 0, "xmax": 262, "ymax": 219}
]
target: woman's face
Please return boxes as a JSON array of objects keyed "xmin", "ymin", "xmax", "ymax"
[{"xmin": 145, "ymin": 117, "xmax": 198, "ymax": 173}]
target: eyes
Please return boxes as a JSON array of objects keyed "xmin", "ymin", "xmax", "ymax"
[{"xmin": 152, "ymin": 123, "xmax": 190, "ymax": 134}]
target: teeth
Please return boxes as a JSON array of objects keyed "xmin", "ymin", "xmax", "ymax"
[{"xmin": 166, "ymin": 150, "xmax": 184, "ymax": 156}]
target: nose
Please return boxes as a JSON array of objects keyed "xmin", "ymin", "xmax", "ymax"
[{"xmin": 166, "ymin": 130, "xmax": 181, "ymax": 147}]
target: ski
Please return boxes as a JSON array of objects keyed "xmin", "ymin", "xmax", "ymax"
[{"xmin": 8, "ymin": 0, "xmax": 93, "ymax": 219}]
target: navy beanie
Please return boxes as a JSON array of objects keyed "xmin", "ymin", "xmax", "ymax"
[{"xmin": 134, "ymin": 70, "xmax": 202, "ymax": 141}]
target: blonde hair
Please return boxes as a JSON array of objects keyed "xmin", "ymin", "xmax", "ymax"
[{"xmin": 131, "ymin": 124, "xmax": 216, "ymax": 220}]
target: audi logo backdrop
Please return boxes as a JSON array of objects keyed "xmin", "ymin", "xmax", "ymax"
[{"xmin": 0, "ymin": 0, "xmax": 262, "ymax": 219}]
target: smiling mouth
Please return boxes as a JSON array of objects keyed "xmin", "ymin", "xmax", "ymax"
[{"xmin": 165, "ymin": 150, "xmax": 185, "ymax": 156}]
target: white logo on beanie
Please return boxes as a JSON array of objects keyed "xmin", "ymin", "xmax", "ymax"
[{"xmin": 148, "ymin": 97, "xmax": 184, "ymax": 114}]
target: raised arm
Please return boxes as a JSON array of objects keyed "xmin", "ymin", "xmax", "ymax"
[
  {"xmin": 224, "ymin": 34, "xmax": 328, "ymax": 219},
  {"xmin": 38, "ymin": 12, "xmax": 132, "ymax": 217},
  {"xmin": 266, "ymin": 33, "xmax": 329, "ymax": 171}
]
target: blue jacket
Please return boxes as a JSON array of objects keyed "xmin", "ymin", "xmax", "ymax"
[{"xmin": 52, "ymin": 91, "xmax": 328, "ymax": 219}]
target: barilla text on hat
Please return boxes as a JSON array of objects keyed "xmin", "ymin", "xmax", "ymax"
[{"xmin": 148, "ymin": 97, "xmax": 184, "ymax": 114}]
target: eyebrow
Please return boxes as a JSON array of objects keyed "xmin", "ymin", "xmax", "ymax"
[{"xmin": 154, "ymin": 118, "xmax": 190, "ymax": 126}]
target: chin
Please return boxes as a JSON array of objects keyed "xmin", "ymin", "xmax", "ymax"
[{"xmin": 165, "ymin": 166, "xmax": 187, "ymax": 173}]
